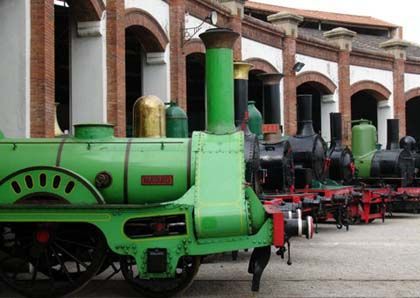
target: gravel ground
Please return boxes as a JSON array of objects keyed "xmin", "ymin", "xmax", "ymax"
[{"xmin": 1, "ymin": 213, "xmax": 420, "ymax": 298}]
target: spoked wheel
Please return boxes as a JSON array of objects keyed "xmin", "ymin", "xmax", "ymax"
[
  {"xmin": 0, "ymin": 222, "xmax": 107, "ymax": 298},
  {"xmin": 120, "ymin": 255, "xmax": 200, "ymax": 298}
]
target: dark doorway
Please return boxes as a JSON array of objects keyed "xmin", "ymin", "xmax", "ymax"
[
  {"xmin": 351, "ymin": 91, "xmax": 378, "ymax": 128},
  {"xmin": 297, "ymin": 83, "xmax": 323, "ymax": 135},
  {"xmin": 248, "ymin": 70, "xmax": 264, "ymax": 118},
  {"xmin": 186, "ymin": 53, "xmax": 205, "ymax": 134},
  {"xmin": 55, "ymin": 2, "xmax": 70, "ymax": 132},
  {"xmin": 406, "ymin": 96, "xmax": 420, "ymax": 141},
  {"xmin": 125, "ymin": 28, "xmax": 144, "ymax": 137}
]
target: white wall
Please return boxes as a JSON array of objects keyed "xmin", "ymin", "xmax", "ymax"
[
  {"xmin": 141, "ymin": 47, "xmax": 171, "ymax": 102},
  {"xmin": 350, "ymin": 65, "xmax": 394, "ymax": 146},
  {"xmin": 125, "ymin": 0, "xmax": 169, "ymax": 35},
  {"xmin": 405, "ymin": 73, "xmax": 420, "ymax": 93},
  {"xmin": 241, "ymin": 37, "xmax": 284, "ymax": 127},
  {"xmin": 242, "ymin": 38, "xmax": 283, "ymax": 71},
  {"xmin": 71, "ymin": 17, "xmax": 107, "ymax": 128},
  {"xmin": 185, "ymin": 15, "xmax": 215, "ymax": 37},
  {"xmin": 296, "ymin": 54, "xmax": 339, "ymax": 142},
  {"xmin": 124, "ymin": 0, "xmax": 171, "ymax": 102},
  {"xmin": 0, "ymin": 0, "xmax": 30, "ymax": 137}
]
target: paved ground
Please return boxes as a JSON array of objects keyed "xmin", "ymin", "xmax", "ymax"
[{"xmin": 2, "ymin": 213, "xmax": 420, "ymax": 297}]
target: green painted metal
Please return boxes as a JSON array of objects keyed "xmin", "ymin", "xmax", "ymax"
[
  {"xmin": 246, "ymin": 187, "xmax": 266, "ymax": 232},
  {"xmin": 166, "ymin": 102, "xmax": 188, "ymax": 138},
  {"xmin": 0, "ymin": 136, "xmax": 193, "ymax": 205},
  {"xmin": 205, "ymin": 48, "xmax": 235, "ymax": 134},
  {"xmin": 0, "ymin": 129, "xmax": 269, "ymax": 278},
  {"xmin": 352, "ymin": 120, "xmax": 377, "ymax": 177},
  {"xmin": 311, "ymin": 178, "xmax": 343, "ymax": 189},
  {"xmin": 248, "ymin": 101, "xmax": 263, "ymax": 139},
  {"xmin": 0, "ymin": 167, "xmax": 104, "ymax": 205},
  {"xmin": 74, "ymin": 124, "xmax": 114, "ymax": 139},
  {"xmin": 192, "ymin": 131, "xmax": 249, "ymax": 238},
  {"xmin": 0, "ymin": 204, "xmax": 272, "ymax": 278},
  {"xmin": 0, "ymin": 27, "xmax": 273, "ymax": 282}
]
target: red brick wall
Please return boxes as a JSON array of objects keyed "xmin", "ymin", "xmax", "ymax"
[
  {"xmin": 170, "ymin": 0, "xmax": 187, "ymax": 110},
  {"xmin": 244, "ymin": 58, "xmax": 277, "ymax": 73},
  {"xmin": 125, "ymin": 8, "xmax": 169, "ymax": 52},
  {"xmin": 393, "ymin": 59, "xmax": 406, "ymax": 137},
  {"xmin": 229, "ymin": 15, "xmax": 242, "ymax": 61},
  {"xmin": 283, "ymin": 37, "xmax": 297, "ymax": 135},
  {"xmin": 184, "ymin": 39, "xmax": 205, "ymax": 56},
  {"xmin": 350, "ymin": 50, "xmax": 393, "ymax": 71},
  {"xmin": 106, "ymin": 0, "xmax": 126, "ymax": 137},
  {"xmin": 30, "ymin": 0, "xmax": 55, "ymax": 138},
  {"xmin": 296, "ymin": 71, "xmax": 337, "ymax": 94},
  {"xmin": 242, "ymin": 16, "xmax": 283, "ymax": 49},
  {"xmin": 338, "ymin": 50, "xmax": 351, "ymax": 144},
  {"xmin": 296, "ymin": 39, "xmax": 338, "ymax": 62}
]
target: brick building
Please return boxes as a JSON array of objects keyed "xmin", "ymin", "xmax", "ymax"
[{"xmin": 1, "ymin": 0, "xmax": 420, "ymax": 146}]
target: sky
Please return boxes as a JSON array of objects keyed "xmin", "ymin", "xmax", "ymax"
[{"xmin": 252, "ymin": 0, "xmax": 419, "ymax": 43}]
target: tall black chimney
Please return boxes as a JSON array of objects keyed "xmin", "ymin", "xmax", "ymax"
[
  {"xmin": 257, "ymin": 73, "xmax": 284, "ymax": 142},
  {"xmin": 386, "ymin": 119, "xmax": 400, "ymax": 150},
  {"xmin": 330, "ymin": 112, "xmax": 343, "ymax": 146},
  {"xmin": 234, "ymin": 62, "xmax": 253, "ymax": 130},
  {"xmin": 297, "ymin": 94, "xmax": 315, "ymax": 136}
]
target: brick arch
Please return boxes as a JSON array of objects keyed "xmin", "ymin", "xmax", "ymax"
[
  {"xmin": 69, "ymin": 0, "xmax": 105, "ymax": 21},
  {"xmin": 296, "ymin": 71, "xmax": 337, "ymax": 94},
  {"xmin": 244, "ymin": 58, "xmax": 278, "ymax": 74},
  {"xmin": 125, "ymin": 8, "xmax": 169, "ymax": 52},
  {"xmin": 405, "ymin": 87, "xmax": 420, "ymax": 102},
  {"xmin": 184, "ymin": 39, "xmax": 205, "ymax": 56},
  {"xmin": 350, "ymin": 80, "xmax": 391, "ymax": 101}
]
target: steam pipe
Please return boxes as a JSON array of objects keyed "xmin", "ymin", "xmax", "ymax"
[
  {"xmin": 330, "ymin": 112, "xmax": 343, "ymax": 146},
  {"xmin": 297, "ymin": 94, "xmax": 315, "ymax": 136},
  {"xmin": 234, "ymin": 62, "xmax": 253, "ymax": 131},
  {"xmin": 199, "ymin": 28, "xmax": 239, "ymax": 134},
  {"xmin": 386, "ymin": 119, "xmax": 400, "ymax": 150},
  {"xmin": 257, "ymin": 73, "xmax": 284, "ymax": 142}
]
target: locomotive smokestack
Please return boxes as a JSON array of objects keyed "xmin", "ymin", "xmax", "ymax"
[
  {"xmin": 234, "ymin": 62, "xmax": 253, "ymax": 130},
  {"xmin": 330, "ymin": 112, "xmax": 343, "ymax": 145},
  {"xmin": 199, "ymin": 28, "xmax": 239, "ymax": 134},
  {"xmin": 258, "ymin": 73, "xmax": 284, "ymax": 142},
  {"xmin": 386, "ymin": 119, "xmax": 400, "ymax": 150},
  {"xmin": 297, "ymin": 94, "xmax": 315, "ymax": 137}
]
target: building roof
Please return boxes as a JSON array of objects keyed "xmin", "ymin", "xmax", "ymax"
[
  {"xmin": 245, "ymin": 1, "xmax": 398, "ymax": 29},
  {"xmin": 298, "ymin": 27, "xmax": 420, "ymax": 59}
]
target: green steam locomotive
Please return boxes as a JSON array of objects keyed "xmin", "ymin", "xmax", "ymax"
[{"xmin": 0, "ymin": 28, "xmax": 312, "ymax": 298}]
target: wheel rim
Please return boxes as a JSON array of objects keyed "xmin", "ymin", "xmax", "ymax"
[
  {"xmin": 120, "ymin": 255, "xmax": 200, "ymax": 298},
  {"xmin": 0, "ymin": 223, "xmax": 107, "ymax": 298}
]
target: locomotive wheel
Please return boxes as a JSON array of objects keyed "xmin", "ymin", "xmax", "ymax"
[
  {"xmin": 0, "ymin": 222, "xmax": 107, "ymax": 298},
  {"xmin": 120, "ymin": 255, "xmax": 200, "ymax": 298}
]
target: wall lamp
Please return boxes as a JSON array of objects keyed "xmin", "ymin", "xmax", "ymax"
[
  {"xmin": 293, "ymin": 62, "xmax": 305, "ymax": 73},
  {"xmin": 182, "ymin": 11, "xmax": 218, "ymax": 47}
]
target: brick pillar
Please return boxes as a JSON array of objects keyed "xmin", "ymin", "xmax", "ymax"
[
  {"xmin": 229, "ymin": 15, "xmax": 242, "ymax": 61},
  {"xmin": 338, "ymin": 51, "xmax": 351, "ymax": 144},
  {"xmin": 393, "ymin": 59, "xmax": 406, "ymax": 137},
  {"xmin": 221, "ymin": 0, "xmax": 245, "ymax": 61},
  {"xmin": 169, "ymin": 0, "xmax": 187, "ymax": 110},
  {"xmin": 267, "ymin": 12, "xmax": 303, "ymax": 135},
  {"xmin": 380, "ymin": 39, "xmax": 409, "ymax": 138},
  {"xmin": 106, "ymin": 0, "xmax": 126, "ymax": 137},
  {"xmin": 324, "ymin": 27, "xmax": 356, "ymax": 145},
  {"xmin": 282, "ymin": 37, "xmax": 297, "ymax": 135},
  {"xmin": 30, "ymin": 0, "xmax": 55, "ymax": 137}
]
